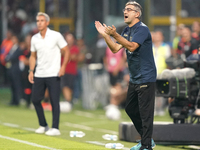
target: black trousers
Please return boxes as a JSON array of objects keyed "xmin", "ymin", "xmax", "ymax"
[
  {"xmin": 31, "ymin": 77, "xmax": 60, "ymax": 129},
  {"xmin": 7, "ymin": 68, "xmax": 22, "ymax": 105},
  {"xmin": 125, "ymin": 82, "xmax": 155, "ymax": 149}
]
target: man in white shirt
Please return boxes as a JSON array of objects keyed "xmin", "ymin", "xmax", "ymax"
[{"xmin": 28, "ymin": 12, "xmax": 70, "ymax": 136}]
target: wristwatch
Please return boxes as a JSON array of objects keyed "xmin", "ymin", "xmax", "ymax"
[{"xmin": 28, "ymin": 69, "xmax": 34, "ymax": 73}]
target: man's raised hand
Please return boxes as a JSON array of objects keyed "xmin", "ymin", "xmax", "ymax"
[
  {"xmin": 95, "ymin": 21, "xmax": 107, "ymax": 37},
  {"xmin": 105, "ymin": 25, "xmax": 117, "ymax": 37}
]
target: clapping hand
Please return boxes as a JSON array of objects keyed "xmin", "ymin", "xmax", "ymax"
[
  {"xmin": 104, "ymin": 24, "xmax": 116, "ymax": 37},
  {"xmin": 95, "ymin": 21, "xmax": 117, "ymax": 38},
  {"xmin": 95, "ymin": 21, "xmax": 107, "ymax": 37}
]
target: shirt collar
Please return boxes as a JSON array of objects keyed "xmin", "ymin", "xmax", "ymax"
[
  {"xmin": 46, "ymin": 28, "xmax": 51, "ymax": 36},
  {"xmin": 128, "ymin": 21, "xmax": 141, "ymax": 30},
  {"xmin": 38, "ymin": 28, "xmax": 50, "ymax": 38}
]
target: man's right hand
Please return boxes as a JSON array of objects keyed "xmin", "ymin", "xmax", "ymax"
[
  {"xmin": 28, "ymin": 72, "xmax": 34, "ymax": 84},
  {"xmin": 95, "ymin": 21, "xmax": 108, "ymax": 37}
]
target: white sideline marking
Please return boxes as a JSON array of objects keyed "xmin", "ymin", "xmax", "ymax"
[
  {"xmin": 1, "ymin": 122, "xmax": 199, "ymax": 149},
  {"xmin": 22, "ymin": 127, "xmax": 35, "ymax": 132},
  {"xmin": 74, "ymin": 110, "xmax": 106, "ymax": 119},
  {"xmin": 0, "ymin": 135, "xmax": 61, "ymax": 150},
  {"xmin": 97, "ymin": 129, "xmax": 118, "ymax": 135},
  {"xmin": 86, "ymin": 141, "xmax": 130, "ymax": 150},
  {"xmin": 1, "ymin": 122, "xmax": 35, "ymax": 132},
  {"xmin": 3, "ymin": 123, "xmax": 19, "ymax": 128},
  {"xmin": 74, "ymin": 111, "xmax": 96, "ymax": 118},
  {"xmin": 64, "ymin": 122, "xmax": 118, "ymax": 134},
  {"xmin": 86, "ymin": 141, "xmax": 105, "ymax": 146},
  {"xmin": 65, "ymin": 122, "xmax": 93, "ymax": 131},
  {"xmin": 80, "ymin": 120, "xmax": 107, "ymax": 126}
]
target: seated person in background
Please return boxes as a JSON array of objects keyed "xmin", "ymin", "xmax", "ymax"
[
  {"xmin": 104, "ymin": 47, "xmax": 127, "ymax": 120},
  {"xmin": 61, "ymin": 33, "xmax": 79, "ymax": 113},
  {"xmin": 191, "ymin": 21, "xmax": 200, "ymax": 42},
  {"xmin": 172, "ymin": 24, "xmax": 185, "ymax": 54},
  {"xmin": 5, "ymin": 35, "xmax": 23, "ymax": 106},
  {"xmin": 187, "ymin": 44, "xmax": 200, "ymax": 61},
  {"xmin": 152, "ymin": 30, "xmax": 171, "ymax": 116},
  {"xmin": 177, "ymin": 27, "xmax": 199, "ymax": 59}
]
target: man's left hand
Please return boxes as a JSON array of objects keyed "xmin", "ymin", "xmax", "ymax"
[{"xmin": 105, "ymin": 25, "xmax": 117, "ymax": 36}]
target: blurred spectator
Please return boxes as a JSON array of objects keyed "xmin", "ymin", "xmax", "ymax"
[
  {"xmin": 19, "ymin": 34, "xmax": 32, "ymax": 107},
  {"xmin": 0, "ymin": 30, "xmax": 13, "ymax": 85},
  {"xmin": 191, "ymin": 21, "xmax": 200, "ymax": 42},
  {"xmin": 73, "ymin": 38, "xmax": 89, "ymax": 102},
  {"xmin": 187, "ymin": 44, "xmax": 200, "ymax": 61},
  {"xmin": 153, "ymin": 30, "xmax": 171, "ymax": 116},
  {"xmin": 153, "ymin": 30, "xmax": 171, "ymax": 76},
  {"xmin": 21, "ymin": 17, "xmax": 37, "ymax": 38},
  {"xmin": 172, "ymin": 24, "xmax": 185, "ymax": 57},
  {"xmin": 93, "ymin": 33, "xmax": 107, "ymax": 63},
  {"xmin": 177, "ymin": 27, "xmax": 199, "ymax": 59},
  {"xmin": 8, "ymin": 6, "xmax": 27, "ymax": 35},
  {"xmin": 61, "ymin": 33, "xmax": 79, "ymax": 112},
  {"xmin": 104, "ymin": 47, "xmax": 126, "ymax": 88},
  {"xmin": 166, "ymin": 25, "xmax": 185, "ymax": 69},
  {"xmin": 105, "ymin": 67, "xmax": 129, "ymax": 120},
  {"xmin": 77, "ymin": 38, "xmax": 89, "ymax": 65},
  {"xmin": 5, "ymin": 35, "xmax": 23, "ymax": 106},
  {"xmin": 7, "ymin": 0, "xmax": 37, "ymax": 36},
  {"xmin": 104, "ymin": 46, "xmax": 126, "ymax": 120}
]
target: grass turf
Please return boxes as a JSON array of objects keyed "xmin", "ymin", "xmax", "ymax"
[{"xmin": 0, "ymin": 87, "xmax": 198, "ymax": 150}]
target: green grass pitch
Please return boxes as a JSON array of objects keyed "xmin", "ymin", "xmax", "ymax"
[{"xmin": 0, "ymin": 87, "xmax": 198, "ymax": 150}]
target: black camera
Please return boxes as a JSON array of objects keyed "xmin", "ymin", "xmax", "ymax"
[{"xmin": 156, "ymin": 60, "xmax": 200, "ymax": 124}]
